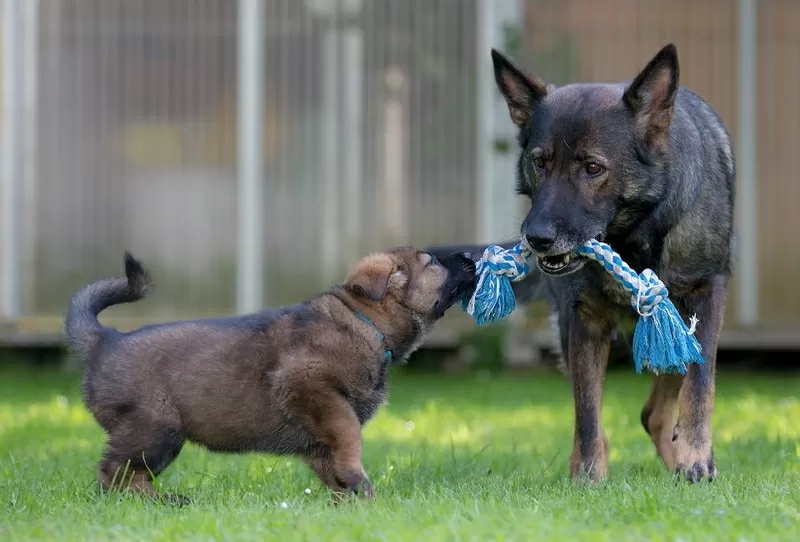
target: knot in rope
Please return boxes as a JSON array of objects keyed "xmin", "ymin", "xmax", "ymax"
[
  {"xmin": 633, "ymin": 268, "xmax": 668, "ymax": 317},
  {"xmin": 576, "ymin": 240, "xmax": 670, "ymax": 317},
  {"xmin": 476, "ymin": 244, "xmax": 532, "ymax": 283}
]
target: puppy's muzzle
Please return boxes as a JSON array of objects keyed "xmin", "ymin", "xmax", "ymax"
[
  {"xmin": 446, "ymin": 252, "xmax": 477, "ymax": 279},
  {"xmin": 441, "ymin": 252, "xmax": 477, "ymax": 298}
]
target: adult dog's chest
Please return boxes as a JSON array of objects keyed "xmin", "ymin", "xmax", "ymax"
[
  {"xmin": 599, "ymin": 271, "xmax": 635, "ymax": 308},
  {"xmin": 572, "ymin": 266, "xmax": 639, "ymax": 333}
]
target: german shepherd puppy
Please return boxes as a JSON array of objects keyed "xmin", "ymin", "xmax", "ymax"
[
  {"xmin": 65, "ymin": 248, "xmax": 476, "ymax": 503},
  {"xmin": 429, "ymin": 44, "xmax": 735, "ymax": 483}
]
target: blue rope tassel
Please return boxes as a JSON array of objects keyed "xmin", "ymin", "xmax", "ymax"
[
  {"xmin": 463, "ymin": 239, "xmax": 704, "ymax": 375},
  {"xmin": 461, "ymin": 244, "xmax": 532, "ymax": 326}
]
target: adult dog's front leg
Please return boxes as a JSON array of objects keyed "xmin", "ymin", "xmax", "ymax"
[
  {"xmin": 566, "ymin": 310, "xmax": 612, "ymax": 482},
  {"xmin": 673, "ymin": 274, "xmax": 729, "ymax": 482}
]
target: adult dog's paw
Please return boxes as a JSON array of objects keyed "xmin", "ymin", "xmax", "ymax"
[
  {"xmin": 673, "ymin": 429, "xmax": 716, "ymax": 483},
  {"xmin": 569, "ymin": 435, "xmax": 609, "ymax": 483}
]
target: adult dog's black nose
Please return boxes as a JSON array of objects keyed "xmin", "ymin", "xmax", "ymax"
[{"xmin": 525, "ymin": 233, "xmax": 555, "ymax": 253}]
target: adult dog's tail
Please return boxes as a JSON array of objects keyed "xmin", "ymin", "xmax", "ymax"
[{"xmin": 64, "ymin": 252, "xmax": 153, "ymax": 361}]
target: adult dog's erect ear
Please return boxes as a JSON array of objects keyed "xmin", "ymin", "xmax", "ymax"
[
  {"xmin": 623, "ymin": 43, "xmax": 680, "ymax": 152},
  {"xmin": 491, "ymin": 49, "xmax": 549, "ymax": 128}
]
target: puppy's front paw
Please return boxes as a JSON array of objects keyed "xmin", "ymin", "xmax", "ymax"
[
  {"xmin": 340, "ymin": 470, "xmax": 375, "ymax": 499},
  {"xmin": 673, "ymin": 428, "xmax": 716, "ymax": 483},
  {"xmin": 355, "ymin": 477, "xmax": 375, "ymax": 499},
  {"xmin": 161, "ymin": 493, "xmax": 192, "ymax": 507}
]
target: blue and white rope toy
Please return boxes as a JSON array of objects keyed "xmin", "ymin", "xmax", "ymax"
[{"xmin": 463, "ymin": 239, "xmax": 703, "ymax": 375}]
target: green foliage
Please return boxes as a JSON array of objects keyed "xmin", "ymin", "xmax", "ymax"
[{"xmin": 2, "ymin": 365, "xmax": 799, "ymax": 540}]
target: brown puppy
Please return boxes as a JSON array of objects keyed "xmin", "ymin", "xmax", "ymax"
[{"xmin": 65, "ymin": 248, "xmax": 475, "ymax": 504}]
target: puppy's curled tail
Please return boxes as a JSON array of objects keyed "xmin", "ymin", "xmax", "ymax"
[{"xmin": 64, "ymin": 252, "xmax": 152, "ymax": 361}]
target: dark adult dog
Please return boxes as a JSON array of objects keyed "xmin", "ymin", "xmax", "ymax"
[
  {"xmin": 429, "ymin": 44, "xmax": 735, "ymax": 483},
  {"xmin": 65, "ymin": 248, "xmax": 475, "ymax": 503}
]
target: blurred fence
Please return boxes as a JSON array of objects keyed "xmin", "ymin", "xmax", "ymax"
[
  {"xmin": 0, "ymin": 0, "xmax": 521, "ymax": 327},
  {"xmin": 0, "ymin": 0, "xmax": 798, "ymax": 346}
]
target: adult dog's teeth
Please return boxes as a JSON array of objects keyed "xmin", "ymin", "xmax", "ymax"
[{"xmin": 563, "ymin": 254, "xmax": 571, "ymax": 264}]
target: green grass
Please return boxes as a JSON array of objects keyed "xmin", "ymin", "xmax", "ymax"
[{"xmin": 1, "ymin": 364, "xmax": 799, "ymax": 541}]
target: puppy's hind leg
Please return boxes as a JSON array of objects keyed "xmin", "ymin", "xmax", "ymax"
[{"xmin": 98, "ymin": 410, "xmax": 188, "ymax": 506}]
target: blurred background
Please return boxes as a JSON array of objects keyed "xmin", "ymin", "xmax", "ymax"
[{"xmin": 0, "ymin": 0, "xmax": 798, "ymax": 369}]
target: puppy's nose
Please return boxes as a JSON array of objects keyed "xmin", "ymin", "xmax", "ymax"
[
  {"xmin": 457, "ymin": 253, "xmax": 476, "ymax": 273},
  {"xmin": 526, "ymin": 233, "xmax": 555, "ymax": 253}
]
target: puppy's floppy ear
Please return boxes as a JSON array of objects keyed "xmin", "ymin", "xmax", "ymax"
[
  {"xmin": 346, "ymin": 254, "xmax": 404, "ymax": 302},
  {"xmin": 491, "ymin": 49, "xmax": 549, "ymax": 128},
  {"xmin": 623, "ymin": 43, "xmax": 680, "ymax": 151}
]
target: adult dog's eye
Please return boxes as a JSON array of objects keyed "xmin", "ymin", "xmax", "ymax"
[
  {"xmin": 585, "ymin": 162, "xmax": 603, "ymax": 176},
  {"xmin": 427, "ymin": 255, "xmax": 438, "ymax": 267},
  {"xmin": 533, "ymin": 157, "xmax": 546, "ymax": 169}
]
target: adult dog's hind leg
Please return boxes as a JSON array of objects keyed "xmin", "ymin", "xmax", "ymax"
[
  {"xmin": 641, "ymin": 374, "xmax": 683, "ymax": 469},
  {"xmin": 673, "ymin": 274, "xmax": 728, "ymax": 482}
]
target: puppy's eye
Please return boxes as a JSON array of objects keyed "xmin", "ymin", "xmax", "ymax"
[
  {"xmin": 533, "ymin": 157, "xmax": 546, "ymax": 170},
  {"xmin": 585, "ymin": 162, "xmax": 604, "ymax": 176},
  {"xmin": 427, "ymin": 255, "xmax": 438, "ymax": 267}
]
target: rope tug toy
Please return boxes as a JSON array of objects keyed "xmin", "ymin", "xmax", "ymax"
[{"xmin": 462, "ymin": 239, "xmax": 703, "ymax": 375}]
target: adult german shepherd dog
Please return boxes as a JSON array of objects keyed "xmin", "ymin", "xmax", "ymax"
[{"xmin": 429, "ymin": 44, "xmax": 735, "ymax": 483}]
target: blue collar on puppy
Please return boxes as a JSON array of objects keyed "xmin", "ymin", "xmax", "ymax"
[{"xmin": 353, "ymin": 311, "xmax": 393, "ymax": 364}]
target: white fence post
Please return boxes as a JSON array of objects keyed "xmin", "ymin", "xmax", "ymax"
[
  {"xmin": 2, "ymin": 0, "xmax": 23, "ymax": 321},
  {"xmin": 236, "ymin": 0, "xmax": 266, "ymax": 314},
  {"xmin": 320, "ymin": 12, "xmax": 341, "ymax": 286},
  {"xmin": 342, "ymin": 7, "xmax": 363, "ymax": 266},
  {"xmin": 21, "ymin": 0, "xmax": 38, "ymax": 317},
  {"xmin": 309, "ymin": 1, "xmax": 362, "ymax": 281},
  {"xmin": 382, "ymin": 67, "xmax": 407, "ymax": 245},
  {"xmin": 475, "ymin": 0, "xmax": 522, "ymax": 244},
  {"xmin": 736, "ymin": 0, "xmax": 758, "ymax": 327},
  {"xmin": 475, "ymin": 0, "xmax": 541, "ymax": 368}
]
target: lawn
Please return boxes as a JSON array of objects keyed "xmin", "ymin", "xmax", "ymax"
[{"xmin": 1, "ymin": 363, "xmax": 798, "ymax": 541}]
